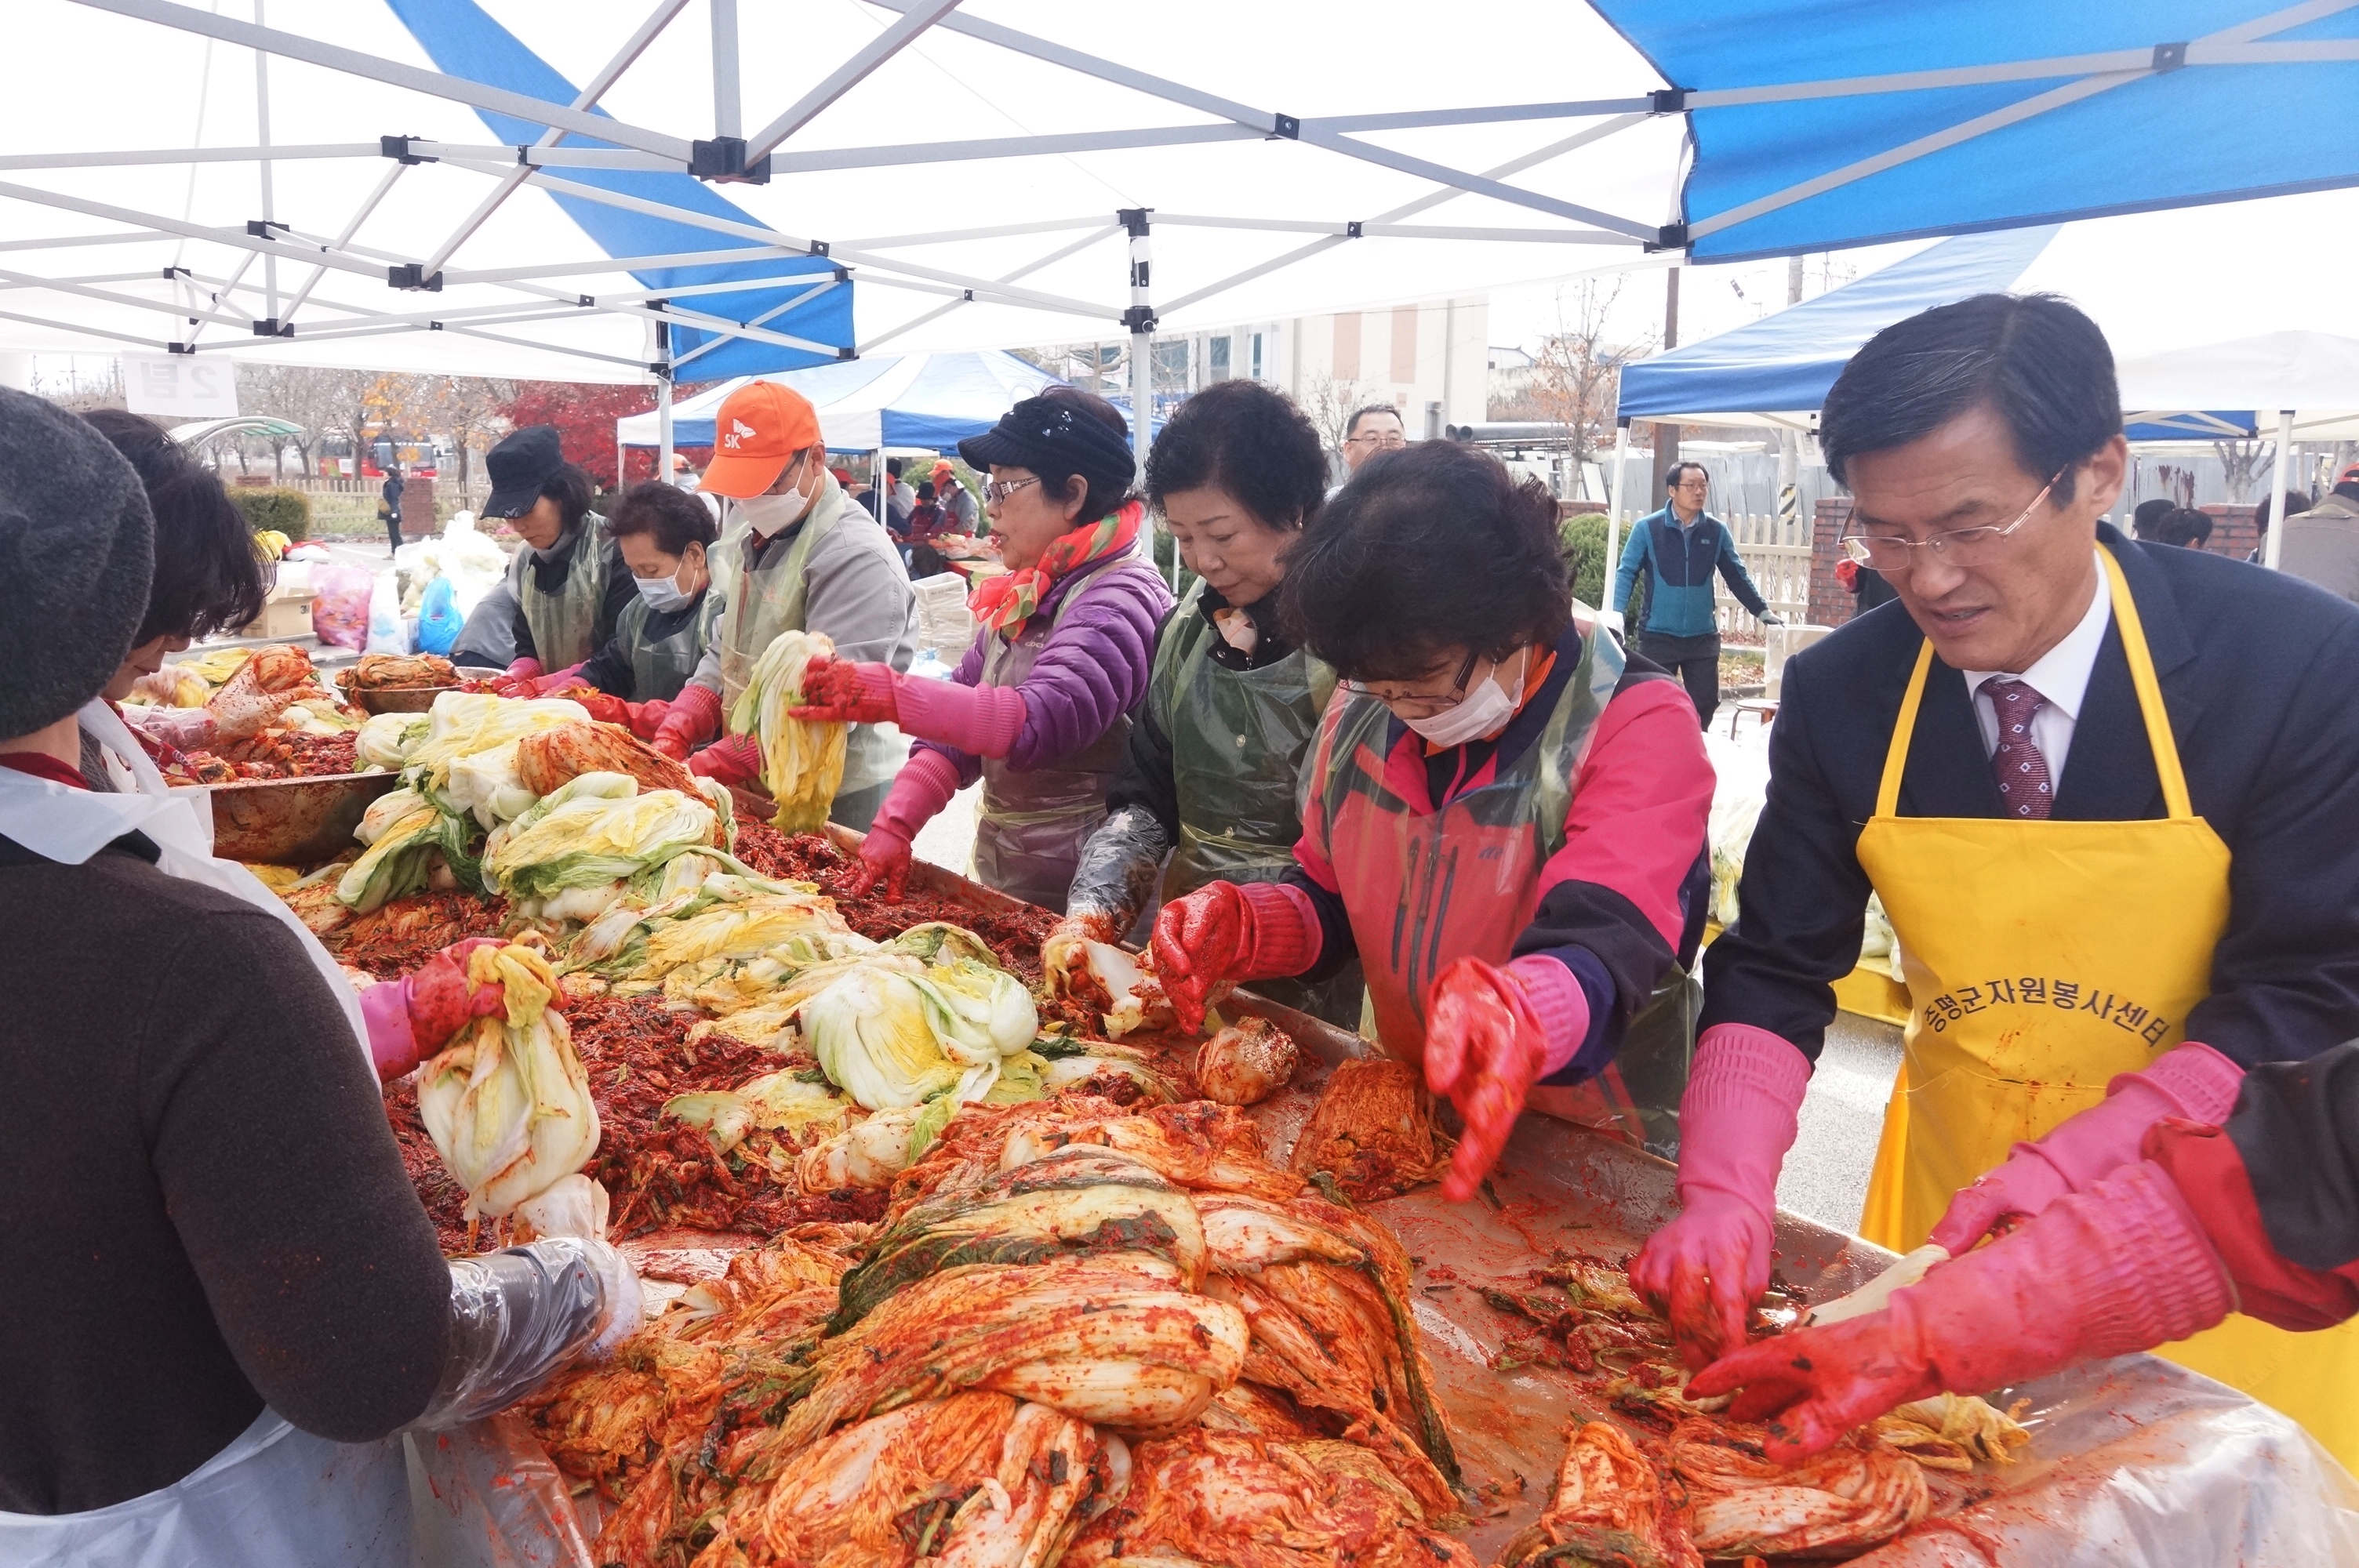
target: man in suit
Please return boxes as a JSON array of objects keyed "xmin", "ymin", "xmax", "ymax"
[{"xmin": 1630, "ymin": 292, "xmax": 2359, "ymax": 1465}]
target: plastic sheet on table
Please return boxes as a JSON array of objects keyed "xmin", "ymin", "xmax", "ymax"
[{"xmin": 405, "ymin": 1414, "xmax": 595, "ymax": 1568}]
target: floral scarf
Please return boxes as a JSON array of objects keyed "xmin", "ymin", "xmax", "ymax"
[{"xmin": 969, "ymin": 499, "xmax": 1145, "ymax": 637}]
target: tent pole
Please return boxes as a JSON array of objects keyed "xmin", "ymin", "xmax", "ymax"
[
  {"xmin": 1605, "ymin": 420, "xmax": 1630, "ymax": 612},
  {"xmin": 2265, "ymin": 409, "xmax": 2292, "ymax": 571},
  {"xmin": 656, "ymin": 334, "xmax": 674, "ymax": 492},
  {"xmin": 1121, "ymin": 206, "xmax": 1166, "ymax": 586}
]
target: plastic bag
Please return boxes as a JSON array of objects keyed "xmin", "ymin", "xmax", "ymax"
[
  {"xmin": 312, "ymin": 564, "xmax": 374, "ymax": 651},
  {"xmin": 417, "ymin": 575, "xmax": 462, "ymax": 655},
  {"xmin": 366, "ymin": 572, "xmax": 410, "ymax": 655},
  {"xmin": 405, "ymin": 1417, "xmax": 595, "ymax": 1568}
]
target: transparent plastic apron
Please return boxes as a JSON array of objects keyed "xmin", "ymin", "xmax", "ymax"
[
  {"xmin": 1855, "ymin": 546, "xmax": 2359, "ymax": 1468},
  {"xmin": 616, "ymin": 586, "xmax": 722, "ymax": 703},
  {"xmin": 0, "ymin": 1409, "xmax": 409, "ymax": 1568},
  {"xmin": 506, "ymin": 524, "xmax": 609, "ymax": 673},
  {"xmin": 1305, "ymin": 630, "xmax": 1697, "ymax": 1151},
  {"xmin": 972, "ymin": 561, "xmax": 1164, "ymax": 913},
  {"xmin": 1151, "ymin": 583, "xmax": 1358, "ymax": 1025}
]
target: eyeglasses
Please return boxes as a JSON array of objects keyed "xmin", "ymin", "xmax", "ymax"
[
  {"xmin": 1342, "ymin": 648, "xmax": 1480, "ymax": 717},
  {"xmin": 983, "ymin": 475, "xmax": 1040, "ymax": 505},
  {"xmin": 1839, "ymin": 471, "xmax": 2065, "ymax": 571},
  {"xmin": 1346, "ymin": 430, "xmax": 1407, "ymax": 449}
]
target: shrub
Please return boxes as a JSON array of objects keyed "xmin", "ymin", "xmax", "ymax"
[
  {"xmin": 1558, "ymin": 511, "xmax": 1609, "ymax": 608},
  {"xmin": 231, "ymin": 485, "xmax": 312, "ymax": 543}
]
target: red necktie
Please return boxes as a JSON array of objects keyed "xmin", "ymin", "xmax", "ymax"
[{"xmin": 1986, "ymin": 677, "xmax": 2053, "ymax": 819}]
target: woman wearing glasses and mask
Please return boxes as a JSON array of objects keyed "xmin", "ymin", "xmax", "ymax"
[
  {"xmin": 1151, "ymin": 441, "xmax": 1714, "ymax": 1200},
  {"xmin": 1631, "ymin": 293, "xmax": 2359, "ymax": 1470},
  {"xmin": 787, "ymin": 388, "xmax": 1173, "ymax": 908}
]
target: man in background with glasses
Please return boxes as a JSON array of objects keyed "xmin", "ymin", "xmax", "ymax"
[
  {"xmin": 1333, "ymin": 404, "xmax": 1408, "ymax": 493},
  {"xmin": 1629, "ymin": 292, "xmax": 2359, "ymax": 1467},
  {"xmin": 1610, "ymin": 460, "xmax": 1782, "ymax": 730}
]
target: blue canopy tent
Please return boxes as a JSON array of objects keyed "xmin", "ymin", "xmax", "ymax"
[
  {"xmin": 384, "ymin": 0, "xmax": 852, "ymax": 385},
  {"xmin": 616, "ymin": 350, "xmax": 1064, "ymax": 456},
  {"xmin": 1594, "ymin": 2, "xmax": 2359, "ymax": 263}
]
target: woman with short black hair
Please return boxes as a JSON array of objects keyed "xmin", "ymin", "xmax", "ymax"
[
  {"xmin": 1153, "ymin": 440, "xmax": 1714, "ymax": 1196},
  {"xmin": 507, "ymin": 481, "xmax": 729, "ymax": 731},
  {"xmin": 1049, "ymin": 379, "xmax": 1360, "ymax": 1023}
]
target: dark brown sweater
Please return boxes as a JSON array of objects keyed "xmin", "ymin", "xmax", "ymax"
[{"xmin": 0, "ymin": 833, "xmax": 451, "ymax": 1514}]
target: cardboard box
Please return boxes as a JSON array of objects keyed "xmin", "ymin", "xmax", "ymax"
[{"xmin": 240, "ymin": 587, "xmax": 315, "ymax": 641}]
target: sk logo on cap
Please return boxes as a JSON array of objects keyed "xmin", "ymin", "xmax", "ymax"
[{"xmin": 725, "ymin": 416, "xmax": 757, "ymax": 449}]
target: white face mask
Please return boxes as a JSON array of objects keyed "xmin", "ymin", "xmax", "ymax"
[
  {"xmin": 736, "ymin": 456, "xmax": 816, "ymax": 537},
  {"xmin": 634, "ymin": 568, "xmax": 693, "ymax": 613},
  {"xmin": 1401, "ymin": 647, "xmax": 1528, "ymax": 747}
]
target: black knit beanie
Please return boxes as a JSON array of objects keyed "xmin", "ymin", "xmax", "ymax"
[{"xmin": 0, "ymin": 387, "xmax": 154, "ymax": 740}]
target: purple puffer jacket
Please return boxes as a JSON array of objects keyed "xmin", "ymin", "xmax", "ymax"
[{"xmin": 914, "ymin": 552, "xmax": 1172, "ymax": 786}]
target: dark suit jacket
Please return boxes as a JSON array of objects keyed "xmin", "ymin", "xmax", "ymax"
[{"xmin": 1703, "ymin": 524, "xmax": 2359, "ymax": 1069}]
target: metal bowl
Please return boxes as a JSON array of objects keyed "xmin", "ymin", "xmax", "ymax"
[
  {"xmin": 348, "ymin": 684, "xmax": 458, "ymax": 714},
  {"xmin": 198, "ymin": 771, "xmax": 399, "ymax": 866}
]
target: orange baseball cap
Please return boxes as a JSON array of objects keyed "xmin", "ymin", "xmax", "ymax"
[{"xmin": 702, "ymin": 380, "xmax": 822, "ymax": 497}]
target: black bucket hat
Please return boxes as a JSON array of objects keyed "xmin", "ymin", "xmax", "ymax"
[
  {"xmin": 958, "ymin": 394, "xmax": 1136, "ymax": 485},
  {"xmin": 484, "ymin": 424, "xmax": 565, "ymax": 518}
]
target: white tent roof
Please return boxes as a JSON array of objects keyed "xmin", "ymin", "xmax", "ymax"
[
  {"xmin": 0, "ymin": 0, "xmax": 1685, "ymax": 380},
  {"xmin": 2115, "ymin": 331, "xmax": 2359, "ymax": 440}
]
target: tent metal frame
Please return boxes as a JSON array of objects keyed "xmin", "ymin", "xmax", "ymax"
[{"xmin": 9, "ymin": 0, "xmax": 2353, "ymax": 476}]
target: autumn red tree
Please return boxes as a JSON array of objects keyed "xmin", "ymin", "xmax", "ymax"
[{"xmin": 497, "ymin": 381, "xmax": 666, "ymax": 486}]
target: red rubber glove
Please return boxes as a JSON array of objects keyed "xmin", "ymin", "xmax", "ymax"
[
  {"xmin": 357, "ymin": 937, "xmax": 507, "ymax": 1083},
  {"xmin": 503, "ymin": 656, "xmax": 543, "ymax": 683},
  {"xmin": 839, "ymin": 822, "xmax": 914, "ymax": 901},
  {"xmin": 624, "ymin": 699, "xmax": 670, "ymax": 740},
  {"xmin": 1928, "ymin": 1041, "xmax": 2244, "ymax": 1255},
  {"xmin": 688, "ymin": 731, "xmax": 764, "ymax": 787},
  {"xmin": 653, "ymin": 683, "xmax": 722, "ymax": 762},
  {"xmin": 1423, "ymin": 957, "xmax": 1551, "ymax": 1203},
  {"xmin": 1690, "ymin": 1158, "xmax": 2233, "ymax": 1463},
  {"xmin": 547, "ymin": 687, "xmax": 631, "ymax": 729},
  {"xmin": 1150, "ymin": 880, "xmax": 1321, "ymax": 1035},
  {"xmin": 519, "ymin": 662, "xmax": 586, "ymax": 697},
  {"xmin": 1630, "ymin": 1024, "xmax": 1813, "ymax": 1370},
  {"xmin": 788, "ymin": 655, "xmax": 899, "ymax": 725}
]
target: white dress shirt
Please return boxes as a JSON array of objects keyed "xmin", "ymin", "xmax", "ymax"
[{"xmin": 1961, "ymin": 550, "xmax": 2112, "ymax": 790}]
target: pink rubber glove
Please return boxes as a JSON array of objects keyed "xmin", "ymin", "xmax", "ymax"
[
  {"xmin": 839, "ymin": 748, "xmax": 962, "ymax": 901},
  {"xmin": 1630, "ymin": 1024, "xmax": 1813, "ymax": 1370},
  {"xmin": 1150, "ymin": 880, "xmax": 1321, "ymax": 1034},
  {"xmin": 522, "ymin": 662, "xmax": 587, "ymax": 697},
  {"xmin": 687, "ymin": 731, "xmax": 764, "ymax": 787},
  {"xmin": 1423, "ymin": 955, "xmax": 1586, "ymax": 1203},
  {"xmin": 653, "ymin": 683, "xmax": 722, "ymax": 761},
  {"xmin": 788, "ymin": 655, "xmax": 900, "ymax": 725},
  {"xmin": 624, "ymin": 699, "xmax": 670, "ymax": 740},
  {"xmin": 358, "ymin": 938, "xmax": 508, "ymax": 1083},
  {"xmin": 503, "ymin": 656, "xmax": 543, "ymax": 682},
  {"xmin": 1928, "ymin": 1041, "xmax": 2244, "ymax": 1255},
  {"xmin": 1691, "ymin": 1158, "xmax": 2232, "ymax": 1463}
]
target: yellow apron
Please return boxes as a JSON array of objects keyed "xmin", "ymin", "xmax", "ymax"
[{"xmin": 1855, "ymin": 546, "xmax": 2359, "ymax": 1468}]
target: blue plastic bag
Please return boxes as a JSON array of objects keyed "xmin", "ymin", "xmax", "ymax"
[{"xmin": 416, "ymin": 575, "xmax": 461, "ymax": 655}]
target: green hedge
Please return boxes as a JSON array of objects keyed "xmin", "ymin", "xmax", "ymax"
[
  {"xmin": 230, "ymin": 486, "xmax": 312, "ymax": 543},
  {"xmin": 1559, "ymin": 511, "xmax": 1609, "ymax": 609}
]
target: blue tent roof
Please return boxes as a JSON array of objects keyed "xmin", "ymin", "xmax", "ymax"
[
  {"xmin": 1616, "ymin": 227, "xmax": 2058, "ymax": 422},
  {"xmin": 616, "ymin": 350, "xmax": 1067, "ymax": 452},
  {"xmin": 384, "ymin": 0, "xmax": 852, "ymax": 379},
  {"xmin": 1594, "ymin": 2, "xmax": 2359, "ymax": 263}
]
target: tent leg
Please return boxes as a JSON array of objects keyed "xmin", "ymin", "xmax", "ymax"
[
  {"xmin": 1119, "ymin": 208, "xmax": 1169, "ymax": 586},
  {"xmin": 1605, "ymin": 422, "xmax": 1630, "ymax": 612},
  {"xmin": 656, "ymin": 370, "xmax": 675, "ymax": 494},
  {"xmin": 2264, "ymin": 409, "xmax": 2292, "ymax": 570}
]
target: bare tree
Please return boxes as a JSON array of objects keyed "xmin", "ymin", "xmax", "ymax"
[
  {"xmin": 234, "ymin": 364, "xmax": 381, "ymax": 478},
  {"xmin": 413, "ymin": 376, "xmax": 514, "ymax": 491},
  {"xmin": 2213, "ymin": 437, "xmax": 2272, "ymax": 502},
  {"xmin": 1526, "ymin": 278, "xmax": 1653, "ymax": 464},
  {"xmin": 1299, "ymin": 376, "xmax": 1372, "ymax": 477}
]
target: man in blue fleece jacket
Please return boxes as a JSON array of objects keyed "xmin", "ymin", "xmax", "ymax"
[{"xmin": 1612, "ymin": 461, "xmax": 1780, "ymax": 728}]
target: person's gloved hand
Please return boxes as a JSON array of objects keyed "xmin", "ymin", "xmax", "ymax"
[
  {"xmin": 788, "ymin": 655, "xmax": 899, "ymax": 725},
  {"xmin": 687, "ymin": 731, "xmax": 765, "ymax": 788},
  {"xmin": 624, "ymin": 699, "xmax": 670, "ymax": 740},
  {"xmin": 358, "ymin": 937, "xmax": 507, "ymax": 1083},
  {"xmin": 1929, "ymin": 1041, "xmax": 2243, "ymax": 1255},
  {"xmin": 653, "ymin": 684, "xmax": 722, "ymax": 762},
  {"xmin": 1042, "ymin": 908, "xmax": 1123, "ymax": 996},
  {"xmin": 1690, "ymin": 1158, "xmax": 2233, "ymax": 1463},
  {"xmin": 487, "ymin": 657, "xmax": 544, "ymax": 699},
  {"xmin": 1761, "ymin": 612, "xmax": 1786, "ymax": 626},
  {"xmin": 838, "ymin": 821, "xmax": 914, "ymax": 901},
  {"xmin": 1150, "ymin": 880, "xmax": 1320, "ymax": 1035},
  {"xmin": 545, "ymin": 686, "xmax": 630, "ymax": 729},
  {"xmin": 1630, "ymin": 1024, "xmax": 1813, "ymax": 1370},
  {"xmin": 1423, "ymin": 957, "xmax": 1551, "ymax": 1203}
]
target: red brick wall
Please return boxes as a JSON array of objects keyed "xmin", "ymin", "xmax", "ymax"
[
  {"xmin": 1809, "ymin": 495, "xmax": 1856, "ymax": 627},
  {"xmin": 400, "ymin": 475, "xmax": 437, "ymax": 539},
  {"xmin": 2197, "ymin": 503, "xmax": 2259, "ymax": 561}
]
